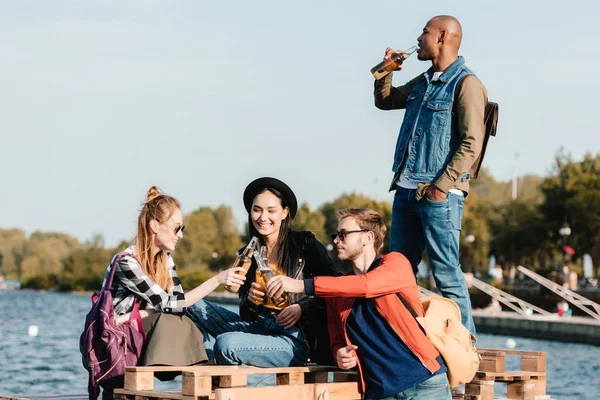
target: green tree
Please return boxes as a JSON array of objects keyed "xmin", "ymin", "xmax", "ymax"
[
  {"xmin": 19, "ymin": 231, "xmax": 81, "ymax": 280},
  {"xmin": 319, "ymin": 193, "xmax": 393, "ymax": 272},
  {"xmin": 487, "ymin": 200, "xmax": 552, "ymax": 270},
  {"xmin": 0, "ymin": 229, "xmax": 27, "ymax": 279},
  {"xmin": 460, "ymin": 193, "xmax": 491, "ymax": 274},
  {"xmin": 176, "ymin": 205, "xmax": 243, "ymax": 271},
  {"xmin": 293, "ymin": 203, "xmax": 328, "ymax": 244},
  {"xmin": 540, "ymin": 151, "xmax": 600, "ymax": 264},
  {"xmin": 319, "ymin": 192, "xmax": 393, "ymax": 254}
]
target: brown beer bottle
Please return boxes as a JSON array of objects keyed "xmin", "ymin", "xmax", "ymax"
[
  {"xmin": 225, "ymin": 236, "xmax": 259, "ymax": 293},
  {"xmin": 370, "ymin": 45, "xmax": 417, "ymax": 79},
  {"xmin": 252, "ymin": 248, "xmax": 289, "ymax": 310}
]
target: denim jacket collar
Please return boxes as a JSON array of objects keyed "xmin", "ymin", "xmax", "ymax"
[{"xmin": 423, "ymin": 56, "xmax": 465, "ymax": 84}]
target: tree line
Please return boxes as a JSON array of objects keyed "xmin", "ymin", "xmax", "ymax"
[{"xmin": 1, "ymin": 151, "xmax": 597, "ymax": 291}]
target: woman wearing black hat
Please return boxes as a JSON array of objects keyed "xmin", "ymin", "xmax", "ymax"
[{"xmin": 187, "ymin": 177, "xmax": 338, "ymax": 367}]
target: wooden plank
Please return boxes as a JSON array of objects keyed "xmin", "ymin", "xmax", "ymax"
[
  {"xmin": 214, "ymin": 384, "xmax": 313, "ymax": 400},
  {"xmin": 314, "ymin": 382, "xmax": 361, "ymax": 400},
  {"xmin": 124, "ymin": 370, "xmax": 154, "ymax": 391},
  {"xmin": 212, "ymin": 382, "xmax": 360, "ymax": 400},
  {"xmin": 219, "ymin": 374, "xmax": 248, "ymax": 388},
  {"xmin": 521, "ymin": 353, "xmax": 546, "ymax": 372},
  {"xmin": 465, "ymin": 379, "xmax": 495, "ymax": 400},
  {"xmin": 476, "ymin": 371, "xmax": 546, "ymax": 381},
  {"xmin": 479, "ymin": 353, "xmax": 505, "ymax": 373},
  {"xmin": 114, "ymin": 388, "xmax": 212, "ymax": 400},
  {"xmin": 276, "ymin": 371, "xmax": 304, "ymax": 385},
  {"xmin": 125, "ymin": 365, "xmax": 337, "ymax": 374},
  {"xmin": 507, "ymin": 379, "xmax": 536, "ymax": 400},
  {"xmin": 181, "ymin": 371, "xmax": 211, "ymax": 397},
  {"xmin": 477, "ymin": 348, "xmax": 545, "ymax": 357},
  {"xmin": 534, "ymin": 376, "xmax": 547, "ymax": 396}
]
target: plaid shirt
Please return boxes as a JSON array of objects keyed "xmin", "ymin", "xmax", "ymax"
[{"xmin": 102, "ymin": 245, "xmax": 186, "ymax": 316}]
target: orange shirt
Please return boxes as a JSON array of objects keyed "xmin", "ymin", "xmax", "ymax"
[{"xmin": 313, "ymin": 252, "xmax": 441, "ymax": 391}]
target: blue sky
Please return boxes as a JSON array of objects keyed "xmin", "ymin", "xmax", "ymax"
[{"xmin": 1, "ymin": 0, "xmax": 599, "ymax": 246}]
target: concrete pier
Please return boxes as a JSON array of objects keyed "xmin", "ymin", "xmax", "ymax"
[{"xmin": 473, "ymin": 310, "xmax": 600, "ymax": 346}]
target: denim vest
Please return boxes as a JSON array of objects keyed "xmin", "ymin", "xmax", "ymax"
[{"xmin": 392, "ymin": 57, "xmax": 474, "ymax": 183}]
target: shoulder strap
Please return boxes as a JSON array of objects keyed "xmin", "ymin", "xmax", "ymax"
[
  {"xmin": 396, "ymin": 292, "xmax": 419, "ymax": 319},
  {"xmin": 395, "ymin": 292, "xmax": 427, "ymax": 335},
  {"xmin": 102, "ymin": 251, "xmax": 135, "ymax": 292}
]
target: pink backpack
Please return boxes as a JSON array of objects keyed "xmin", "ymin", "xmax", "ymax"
[{"xmin": 80, "ymin": 252, "xmax": 146, "ymax": 399}]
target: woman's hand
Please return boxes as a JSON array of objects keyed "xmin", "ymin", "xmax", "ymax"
[
  {"xmin": 336, "ymin": 345, "xmax": 358, "ymax": 370},
  {"xmin": 248, "ymin": 282, "xmax": 265, "ymax": 305},
  {"xmin": 276, "ymin": 304, "xmax": 302, "ymax": 329},
  {"xmin": 265, "ymin": 275, "xmax": 304, "ymax": 299},
  {"xmin": 216, "ymin": 267, "xmax": 247, "ymax": 289}
]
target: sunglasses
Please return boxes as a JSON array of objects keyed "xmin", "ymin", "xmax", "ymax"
[
  {"xmin": 330, "ymin": 229, "xmax": 369, "ymax": 242},
  {"xmin": 164, "ymin": 223, "xmax": 185, "ymax": 235}
]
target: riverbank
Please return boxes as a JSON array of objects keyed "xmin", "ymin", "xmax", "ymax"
[{"xmin": 473, "ymin": 310, "xmax": 600, "ymax": 346}]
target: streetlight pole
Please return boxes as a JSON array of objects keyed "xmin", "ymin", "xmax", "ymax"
[{"xmin": 558, "ymin": 218, "xmax": 571, "ymax": 266}]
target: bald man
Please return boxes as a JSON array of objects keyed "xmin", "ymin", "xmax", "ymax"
[{"xmin": 374, "ymin": 15, "xmax": 487, "ymax": 336}]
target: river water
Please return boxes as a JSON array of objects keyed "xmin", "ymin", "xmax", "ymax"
[{"xmin": 1, "ymin": 290, "xmax": 598, "ymax": 399}]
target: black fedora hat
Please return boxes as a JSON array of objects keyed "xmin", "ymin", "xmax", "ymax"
[{"xmin": 243, "ymin": 177, "xmax": 298, "ymax": 219}]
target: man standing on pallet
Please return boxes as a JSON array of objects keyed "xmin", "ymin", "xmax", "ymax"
[
  {"xmin": 374, "ymin": 15, "xmax": 488, "ymax": 335},
  {"xmin": 266, "ymin": 208, "xmax": 451, "ymax": 399}
]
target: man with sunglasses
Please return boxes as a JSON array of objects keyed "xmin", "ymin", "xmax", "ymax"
[{"xmin": 266, "ymin": 208, "xmax": 450, "ymax": 399}]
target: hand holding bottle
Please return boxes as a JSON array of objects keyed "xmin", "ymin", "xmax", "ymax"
[
  {"xmin": 266, "ymin": 275, "xmax": 304, "ymax": 300},
  {"xmin": 225, "ymin": 236, "xmax": 259, "ymax": 293},
  {"xmin": 216, "ymin": 267, "xmax": 247, "ymax": 290},
  {"xmin": 248, "ymin": 282, "xmax": 265, "ymax": 305},
  {"xmin": 370, "ymin": 45, "xmax": 417, "ymax": 79}
]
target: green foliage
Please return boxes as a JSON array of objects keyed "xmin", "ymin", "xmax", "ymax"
[
  {"xmin": 0, "ymin": 229, "xmax": 27, "ymax": 279},
  {"xmin": 175, "ymin": 205, "xmax": 243, "ymax": 271},
  {"xmin": 319, "ymin": 192, "xmax": 393, "ymax": 254},
  {"xmin": 540, "ymin": 151, "xmax": 600, "ymax": 263},
  {"xmin": 460, "ymin": 192, "xmax": 491, "ymax": 273},
  {"xmin": 59, "ymin": 241, "xmax": 115, "ymax": 291},
  {"xmin": 177, "ymin": 268, "xmax": 217, "ymax": 291},
  {"xmin": 0, "ymin": 229, "xmax": 81, "ymax": 281},
  {"xmin": 21, "ymin": 272, "xmax": 60, "ymax": 290},
  {"xmin": 293, "ymin": 203, "xmax": 328, "ymax": 244},
  {"xmin": 6, "ymin": 151, "xmax": 599, "ymax": 291}
]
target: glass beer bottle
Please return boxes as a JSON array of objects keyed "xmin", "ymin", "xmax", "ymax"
[
  {"xmin": 370, "ymin": 45, "xmax": 418, "ymax": 79},
  {"xmin": 225, "ymin": 236, "xmax": 259, "ymax": 293},
  {"xmin": 253, "ymin": 248, "xmax": 289, "ymax": 310}
]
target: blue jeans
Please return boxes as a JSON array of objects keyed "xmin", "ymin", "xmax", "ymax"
[
  {"xmin": 374, "ymin": 373, "xmax": 451, "ymax": 400},
  {"xmin": 390, "ymin": 187, "xmax": 476, "ymax": 335},
  {"xmin": 186, "ymin": 300, "xmax": 309, "ymax": 367}
]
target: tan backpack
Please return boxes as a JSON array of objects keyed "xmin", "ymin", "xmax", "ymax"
[{"xmin": 397, "ymin": 294, "xmax": 480, "ymax": 388}]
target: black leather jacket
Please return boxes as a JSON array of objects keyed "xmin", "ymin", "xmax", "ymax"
[{"xmin": 238, "ymin": 230, "xmax": 338, "ymax": 365}]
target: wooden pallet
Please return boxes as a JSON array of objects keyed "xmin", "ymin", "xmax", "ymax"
[
  {"xmin": 113, "ymin": 364, "xmax": 360, "ymax": 400},
  {"xmin": 464, "ymin": 348, "xmax": 551, "ymax": 400}
]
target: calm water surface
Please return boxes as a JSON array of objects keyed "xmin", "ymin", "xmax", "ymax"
[{"xmin": 1, "ymin": 291, "xmax": 599, "ymax": 399}]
